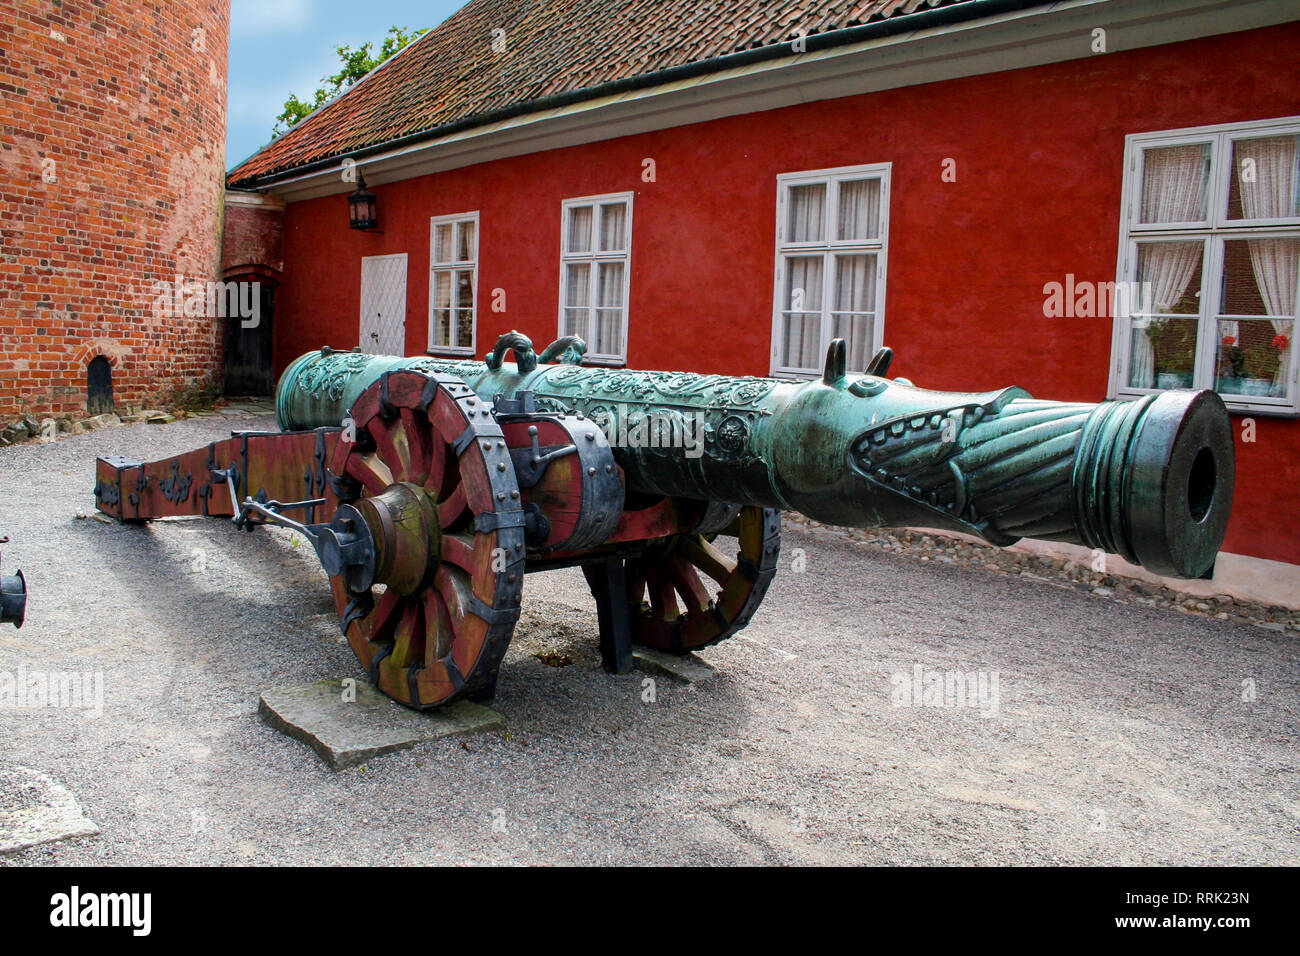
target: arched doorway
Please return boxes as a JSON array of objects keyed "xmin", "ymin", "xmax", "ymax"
[{"xmin": 87, "ymin": 355, "xmax": 113, "ymax": 414}]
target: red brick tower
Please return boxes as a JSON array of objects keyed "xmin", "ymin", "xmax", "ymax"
[{"xmin": 0, "ymin": 0, "xmax": 231, "ymax": 422}]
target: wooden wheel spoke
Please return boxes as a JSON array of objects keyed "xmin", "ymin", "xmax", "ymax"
[
  {"xmin": 371, "ymin": 416, "xmax": 416, "ymax": 486},
  {"xmin": 440, "ymin": 533, "xmax": 478, "ymax": 573},
  {"xmin": 346, "ymin": 453, "xmax": 395, "ymax": 496},
  {"xmin": 400, "ymin": 408, "xmax": 433, "ymax": 484},
  {"xmin": 424, "ymin": 434, "xmax": 449, "ymax": 496},
  {"xmin": 433, "ymin": 565, "xmax": 491, "ymax": 668},
  {"xmin": 388, "ymin": 598, "xmax": 424, "ymax": 669},
  {"xmin": 436, "ymin": 482, "xmax": 469, "ymax": 529},
  {"xmin": 647, "ymin": 569, "xmax": 679, "ymax": 622},
  {"xmin": 665, "ymin": 555, "xmax": 712, "ymax": 614},
  {"xmin": 625, "ymin": 561, "xmax": 648, "ymax": 607},
  {"xmin": 676, "ymin": 534, "xmax": 736, "ymax": 585},
  {"xmin": 421, "ymin": 589, "xmax": 454, "ymax": 665},
  {"xmin": 358, "ymin": 586, "xmax": 401, "ymax": 642}
]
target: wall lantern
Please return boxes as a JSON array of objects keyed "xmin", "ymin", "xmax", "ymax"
[{"xmin": 348, "ymin": 174, "xmax": 379, "ymax": 231}]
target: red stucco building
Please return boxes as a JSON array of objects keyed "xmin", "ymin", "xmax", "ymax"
[{"xmin": 224, "ymin": 0, "xmax": 1300, "ymax": 601}]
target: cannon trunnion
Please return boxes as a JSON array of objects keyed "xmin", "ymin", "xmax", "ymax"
[{"xmin": 93, "ymin": 332, "xmax": 1234, "ymax": 710}]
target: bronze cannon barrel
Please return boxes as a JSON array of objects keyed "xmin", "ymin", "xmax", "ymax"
[{"xmin": 276, "ymin": 340, "xmax": 1233, "ymax": 578}]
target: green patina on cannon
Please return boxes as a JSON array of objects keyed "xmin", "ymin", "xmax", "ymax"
[{"xmin": 96, "ymin": 331, "xmax": 1234, "ymax": 709}]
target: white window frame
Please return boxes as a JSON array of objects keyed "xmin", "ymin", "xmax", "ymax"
[
  {"xmin": 770, "ymin": 163, "xmax": 890, "ymax": 378},
  {"xmin": 1110, "ymin": 116, "xmax": 1300, "ymax": 416},
  {"xmin": 558, "ymin": 192, "xmax": 633, "ymax": 365},
  {"xmin": 427, "ymin": 211, "xmax": 479, "ymax": 355}
]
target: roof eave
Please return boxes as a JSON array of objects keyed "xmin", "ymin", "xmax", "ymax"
[
  {"xmin": 228, "ymin": 0, "xmax": 1049, "ymax": 189},
  {"xmin": 231, "ymin": 0, "xmax": 1300, "ymax": 199}
]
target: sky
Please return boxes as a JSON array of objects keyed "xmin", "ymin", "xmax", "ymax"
[{"xmin": 226, "ymin": 0, "xmax": 465, "ymax": 171}]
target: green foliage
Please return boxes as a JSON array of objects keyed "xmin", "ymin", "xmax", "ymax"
[{"xmin": 272, "ymin": 26, "xmax": 427, "ymax": 139}]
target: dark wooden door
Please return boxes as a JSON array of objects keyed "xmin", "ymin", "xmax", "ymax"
[
  {"xmin": 224, "ymin": 282, "xmax": 275, "ymax": 396},
  {"xmin": 87, "ymin": 355, "xmax": 113, "ymax": 414}
]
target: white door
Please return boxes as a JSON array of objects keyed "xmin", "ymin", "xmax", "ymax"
[{"xmin": 359, "ymin": 253, "xmax": 408, "ymax": 354}]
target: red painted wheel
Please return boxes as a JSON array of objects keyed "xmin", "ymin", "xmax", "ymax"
[
  {"xmin": 325, "ymin": 371, "xmax": 524, "ymax": 709},
  {"xmin": 624, "ymin": 506, "xmax": 781, "ymax": 653}
]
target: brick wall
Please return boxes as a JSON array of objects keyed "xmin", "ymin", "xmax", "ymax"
[
  {"xmin": 222, "ymin": 192, "xmax": 284, "ymax": 280},
  {"xmin": 0, "ymin": 0, "xmax": 230, "ymax": 421}
]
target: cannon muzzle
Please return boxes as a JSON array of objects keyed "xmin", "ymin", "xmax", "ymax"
[
  {"xmin": 1069, "ymin": 388, "xmax": 1232, "ymax": 579},
  {"xmin": 1, "ymin": 566, "xmax": 25, "ymax": 628}
]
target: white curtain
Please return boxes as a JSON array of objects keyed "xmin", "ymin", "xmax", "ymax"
[
  {"xmin": 784, "ymin": 256, "xmax": 822, "ymax": 369},
  {"xmin": 1238, "ymin": 136, "xmax": 1299, "ymax": 391},
  {"xmin": 599, "ymin": 202, "xmax": 627, "ymax": 252},
  {"xmin": 1141, "ymin": 144, "xmax": 1208, "ymax": 223},
  {"xmin": 566, "ymin": 206, "xmax": 592, "ymax": 254},
  {"xmin": 564, "ymin": 263, "xmax": 589, "ymax": 339},
  {"xmin": 1130, "ymin": 145, "xmax": 1208, "ymax": 387},
  {"xmin": 596, "ymin": 262, "xmax": 623, "ymax": 355},
  {"xmin": 833, "ymin": 255, "xmax": 875, "ymax": 371},
  {"xmin": 837, "ymin": 179, "xmax": 880, "ymax": 241},
  {"xmin": 787, "ymin": 184, "xmax": 825, "ymax": 242}
]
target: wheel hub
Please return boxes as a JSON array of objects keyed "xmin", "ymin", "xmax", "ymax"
[{"xmin": 352, "ymin": 481, "xmax": 441, "ymax": 596}]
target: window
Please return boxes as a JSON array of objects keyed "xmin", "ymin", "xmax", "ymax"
[
  {"xmin": 428, "ymin": 212, "xmax": 478, "ymax": 354},
  {"xmin": 559, "ymin": 193, "xmax": 632, "ymax": 364},
  {"xmin": 1112, "ymin": 118, "xmax": 1300, "ymax": 415},
  {"xmin": 771, "ymin": 164, "xmax": 890, "ymax": 377}
]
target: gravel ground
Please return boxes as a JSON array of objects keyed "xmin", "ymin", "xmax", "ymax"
[{"xmin": 0, "ymin": 413, "xmax": 1296, "ymax": 865}]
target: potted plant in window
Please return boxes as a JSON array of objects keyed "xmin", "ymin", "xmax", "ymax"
[
  {"xmin": 1239, "ymin": 335, "xmax": 1286, "ymax": 397},
  {"xmin": 1216, "ymin": 333, "xmax": 1247, "ymax": 394},
  {"xmin": 1149, "ymin": 318, "xmax": 1195, "ymax": 389}
]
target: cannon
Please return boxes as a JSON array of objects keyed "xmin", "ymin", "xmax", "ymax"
[
  {"xmin": 0, "ymin": 546, "xmax": 24, "ymax": 628},
  {"xmin": 93, "ymin": 331, "xmax": 1234, "ymax": 709}
]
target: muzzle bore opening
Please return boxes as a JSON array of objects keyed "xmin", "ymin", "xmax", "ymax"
[{"xmin": 1186, "ymin": 446, "xmax": 1216, "ymax": 524}]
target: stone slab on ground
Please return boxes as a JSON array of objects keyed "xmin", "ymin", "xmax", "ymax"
[
  {"xmin": 632, "ymin": 646, "xmax": 716, "ymax": 683},
  {"xmin": 258, "ymin": 679, "xmax": 505, "ymax": 770},
  {"xmin": 0, "ymin": 766, "xmax": 99, "ymax": 855}
]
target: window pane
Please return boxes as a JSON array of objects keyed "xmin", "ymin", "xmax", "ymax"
[
  {"xmin": 563, "ymin": 308, "xmax": 587, "ymax": 338},
  {"xmin": 786, "ymin": 183, "xmax": 826, "ymax": 242},
  {"xmin": 434, "ymin": 224, "xmax": 453, "ymax": 263},
  {"xmin": 831, "ymin": 313, "xmax": 874, "ymax": 372},
  {"xmin": 784, "ymin": 256, "xmax": 823, "ymax": 312},
  {"xmin": 433, "ymin": 310, "xmax": 451, "ymax": 346},
  {"xmin": 836, "ymin": 179, "xmax": 881, "ymax": 241},
  {"xmin": 780, "ymin": 313, "xmax": 821, "ymax": 370},
  {"xmin": 1139, "ymin": 143, "xmax": 1210, "ymax": 224},
  {"xmin": 433, "ymin": 270, "xmax": 452, "ymax": 309},
  {"xmin": 565, "ymin": 263, "xmax": 591, "ymax": 307},
  {"xmin": 455, "ymin": 269, "xmax": 474, "ymax": 311},
  {"xmin": 598, "ymin": 202, "xmax": 627, "ymax": 252},
  {"xmin": 1228, "ymin": 135, "xmax": 1299, "ymax": 220},
  {"xmin": 1222, "ymin": 238, "xmax": 1299, "ymax": 317},
  {"xmin": 597, "ymin": 261, "xmax": 624, "ymax": 308},
  {"xmin": 594, "ymin": 309, "xmax": 623, "ymax": 355},
  {"xmin": 834, "ymin": 254, "xmax": 876, "ymax": 312},
  {"xmin": 455, "ymin": 309, "xmax": 473, "ymax": 349},
  {"xmin": 456, "ymin": 220, "xmax": 476, "ymax": 262},
  {"xmin": 1216, "ymin": 318, "xmax": 1292, "ymax": 398},
  {"xmin": 566, "ymin": 206, "xmax": 593, "ymax": 253},
  {"xmin": 1129, "ymin": 317, "xmax": 1197, "ymax": 389},
  {"xmin": 1135, "ymin": 241, "xmax": 1203, "ymax": 315}
]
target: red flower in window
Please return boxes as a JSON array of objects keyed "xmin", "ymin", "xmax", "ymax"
[
  {"xmin": 1221, "ymin": 335, "xmax": 1236, "ymax": 347},
  {"xmin": 1273, "ymin": 334, "xmax": 1290, "ymax": 350}
]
